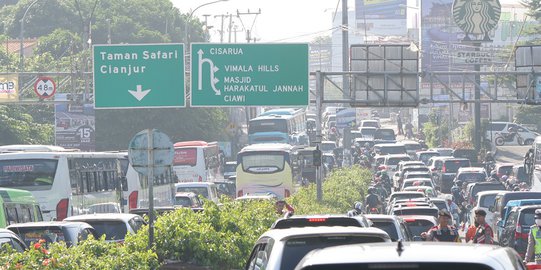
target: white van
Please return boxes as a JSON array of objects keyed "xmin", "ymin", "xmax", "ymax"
[
  {"xmin": 486, "ymin": 122, "xmax": 539, "ymax": 145},
  {"xmin": 174, "ymin": 182, "xmax": 220, "ymax": 204}
]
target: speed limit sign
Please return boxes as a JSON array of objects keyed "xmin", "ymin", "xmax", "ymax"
[{"xmin": 34, "ymin": 77, "xmax": 56, "ymax": 99}]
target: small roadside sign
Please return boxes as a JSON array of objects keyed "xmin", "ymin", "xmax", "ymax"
[
  {"xmin": 190, "ymin": 43, "xmax": 309, "ymax": 107},
  {"xmin": 128, "ymin": 129, "xmax": 174, "ymax": 176},
  {"xmin": 34, "ymin": 77, "xmax": 56, "ymax": 99}
]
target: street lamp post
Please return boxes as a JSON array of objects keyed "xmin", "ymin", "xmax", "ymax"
[
  {"xmin": 19, "ymin": 0, "xmax": 40, "ymax": 72},
  {"xmin": 184, "ymin": 0, "xmax": 228, "ymax": 44}
]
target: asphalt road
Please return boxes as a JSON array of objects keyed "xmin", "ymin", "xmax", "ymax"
[{"xmin": 495, "ymin": 145, "xmax": 530, "ymax": 164}]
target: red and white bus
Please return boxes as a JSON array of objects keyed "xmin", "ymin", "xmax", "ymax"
[{"xmin": 173, "ymin": 141, "xmax": 221, "ymax": 182}]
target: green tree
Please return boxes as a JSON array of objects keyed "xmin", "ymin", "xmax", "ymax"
[
  {"xmin": 0, "ymin": 105, "xmax": 54, "ymax": 145},
  {"xmin": 95, "ymin": 108, "xmax": 229, "ymax": 151},
  {"xmin": 34, "ymin": 29, "xmax": 83, "ymax": 59},
  {"xmin": 515, "ymin": 105, "xmax": 541, "ymax": 131}
]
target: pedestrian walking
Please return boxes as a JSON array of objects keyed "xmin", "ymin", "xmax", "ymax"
[{"xmin": 397, "ymin": 112, "xmax": 404, "ymax": 135}]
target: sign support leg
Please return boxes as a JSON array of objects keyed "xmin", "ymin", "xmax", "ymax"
[
  {"xmin": 147, "ymin": 129, "xmax": 155, "ymax": 250},
  {"xmin": 316, "ymin": 71, "xmax": 323, "ymax": 202}
]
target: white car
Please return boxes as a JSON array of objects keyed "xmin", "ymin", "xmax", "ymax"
[
  {"xmin": 360, "ymin": 120, "xmax": 380, "ymax": 129},
  {"xmin": 469, "ymin": 190, "xmax": 502, "ymax": 227},
  {"xmin": 245, "ymin": 227, "xmax": 391, "ymax": 270},
  {"xmin": 295, "ymin": 242, "xmax": 525, "ymax": 270},
  {"xmin": 64, "ymin": 213, "xmax": 146, "ymax": 242},
  {"xmin": 379, "ymin": 154, "xmax": 411, "ymax": 172},
  {"xmin": 175, "ymin": 182, "xmax": 220, "ymax": 204}
]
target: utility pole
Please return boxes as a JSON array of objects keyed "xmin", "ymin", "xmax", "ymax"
[
  {"xmin": 342, "ymin": 0, "xmax": 350, "ymax": 100},
  {"xmin": 214, "ymin": 14, "xmax": 228, "ymax": 43},
  {"xmin": 237, "ymin": 9, "xmax": 261, "ymax": 43},
  {"xmin": 228, "ymin": 14, "xmax": 233, "ymax": 43},
  {"xmin": 474, "ymin": 42, "xmax": 482, "ymax": 153}
]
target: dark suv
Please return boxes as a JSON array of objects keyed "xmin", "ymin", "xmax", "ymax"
[
  {"xmin": 436, "ymin": 158, "xmax": 471, "ymax": 193},
  {"xmin": 499, "ymin": 205, "xmax": 540, "ymax": 257}
]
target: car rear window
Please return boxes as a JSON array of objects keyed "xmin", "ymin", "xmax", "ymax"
[
  {"xmin": 272, "ymin": 218, "xmax": 362, "ymax": 229},
  {"xmin": 280, "ymin": 235, "xmax": 386, "ymax": 270},
  {"xmin": 376, "ymin": 146, "xmax": 406, "ymax": 155},
  {"xmin": 13, "ymin": 227, "xmax": 66, "ymax": 247},
  {"xmin": 394, "ymin": 208, "xmax": 438, "ymax": 218},
  {"xmin": 443, "ymin": 160, "xmax": 470, "ymax": 173},
  {"xmin": 370, "ymin": 221, "xmax": 399, "ymax": 241},
  {"xmin": 405, "ymin": 173, "xmax": 431, "ymax": 179},
  {"xmin": 300, "ymin": 263, "xmax": 494, "ymax": 270},
  {"xmin": 404, "ymin": 219, "xmax": 434, "ymax": 237},
  {"xmin": 497, "ymin": 166, "xmax": 513, "ymax": 176},
  {"xmin": 419, "ymin": 153, "xmax": 439, "ymax": 163},
  {"xmin": 403, "ymin": 180, "xmax": 432, "ymax": 188},
  {"xmin": 457, "ymin": 172, "xmax": 486, "ymax": 182},
  {"xmin": 479, "ymin": 194, "xmax": 498, "ymax": 208},
  {"xmin": 388, "ymin": 157, "xmax": 411, "ymax": 166},
  {"xmin": 472, "ymin": 184, "xmax": 505, "ymax": 199},
  {"xmin": 86, "ymin": 221, "xmax": 127, "ymax": 241},
  {"xmin": 391, "ymin": 194, "xmax": 425, "ymax": 202},
  {"xmin": 520, "ymin": 209, "xmax": 536, "ymax": 229}
]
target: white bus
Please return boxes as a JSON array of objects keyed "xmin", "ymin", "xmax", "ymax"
[
  {"xmin": 236, "ymin": 143, "xmax": 295, "ymax": 198},
  {"xmin": 173, "ymin": 141, "xmax": 221, "ymax": 182},
  {"xmin": 0, "ymin": 151, "xmax": 174, "ymax": 220}
]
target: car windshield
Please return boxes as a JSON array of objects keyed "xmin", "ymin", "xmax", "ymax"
[
  {"xmin": 404, "ymin": 219, "xmax": 434, "ymax": 237},
  {"xmin": 280, "ymin": 235, "xmax": 386, "ymax": 270},
  {"xmin": 176, "ymin": 187, "xmax": 209, "ymax": 199},
  {"xmin": 479, "ymin": 194, "xmax": 497, "ymax": 208},
  {"xmin": 370, "ymin": 221, "xmax": 399, "ymax": 241},
  {"xmin": 86, "ymin": 221, "xmax": 127, "ymax": 241}
]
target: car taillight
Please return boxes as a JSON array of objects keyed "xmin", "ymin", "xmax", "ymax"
[
  {"xmin": 56, "ymin": 198, "xmax": 69, "ymax": 221},
  {"xmin": 515, "ymin": 225, "xmax": 529, "ymax": 240},
  {"xmin": 403, "ymin": 218, "xmax": 416, "ymax": 222},
  {"xmin": 198, "ymin": 175, "xmax": 202, "ymax": 182},
  {"xmin": 378, "ymin": 166, "xmax": 386, "ymax": 171},
  {"xmin": 237, "ymin": 190, "xmax": 243, "ymax": 197},
  {"xmin": 442, "ymin": 165, "xmax": 446, "ymax": 173},
  {"xmin": 308, "ymin": 218, "xmax": 327, "ymax": 222},
  {"xmin": 129, "ymin": 191, "xmax": 138, "ymax": 210},
  {"xmin": 285, "ymin": 189, "xmax": 291, "ymax": 197}
]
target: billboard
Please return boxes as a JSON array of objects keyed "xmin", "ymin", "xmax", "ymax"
[
  {"xmin": 54, "ymin": 94, "xmax": 95, "ymax": 151},
  {"xmin": 0, "ymin": 74, "xmax": 18, "ymax": 102},
  {"xmin": 355, "ymin": 0, "xmax": 407, "ymax": 36}
]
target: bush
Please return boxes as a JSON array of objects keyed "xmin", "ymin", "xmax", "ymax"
[
  {"xmin": 289, "ymin": 166, "xmax": 372, "ymax": 214},
  {"xmin": 151, "ymin": 197, "xmax": 276, "ymax": 270},
  {"xmin": 0, "ymin": 236, "xmax": 159, "ymax": 270}
]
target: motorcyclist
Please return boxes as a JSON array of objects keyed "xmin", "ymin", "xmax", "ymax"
[
  {"xmin": 365, "ymin": 187, "xmax": 381, "ymax": 214},
  {"xmin": 484, "ymin": 151, "xmax": 495, "ymax": 172},
  {"xmin": 488, "ymin": 171, "xmax": 499, "ymax": 182},
  {"xmin": 446, "ymin": 195, "xmax": 461, "ymax": 225},
  {"xmin": 347, "ymin": 201, "xmax": 364, "ymax": 216}
]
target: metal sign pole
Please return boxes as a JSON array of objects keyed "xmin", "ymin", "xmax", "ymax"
[
  {"xmin": 147, "ymin": 129, "xmax": 155, "ymax": 249},
  {"xmin": 315, "ymin": 71, "xmax": 323, "ymax": 202}
]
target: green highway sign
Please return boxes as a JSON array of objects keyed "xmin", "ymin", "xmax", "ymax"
[
  {"xmin": 190, "ymin": 43, "xmax": 309, "ymax": 107},
  {"xmin": 93, "ymin": 44, "xmax": 185, "ymax": 109}
]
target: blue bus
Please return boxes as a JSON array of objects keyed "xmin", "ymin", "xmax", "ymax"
[{"xmin": 248, "ymin": 109, "xmax": 308, "ymax": 145}]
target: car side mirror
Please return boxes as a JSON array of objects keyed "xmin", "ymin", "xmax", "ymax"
[{"xmin": 413, "ymin": 236, "xmax": 423, "ymax": 242}]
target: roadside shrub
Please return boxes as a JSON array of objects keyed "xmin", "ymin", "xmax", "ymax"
[
  {"xmin": 289, "ymin": 165, "xmax": 372, "ymax": 214},
  {"xmin": 151, "ymin": 197, "xmax": 276, "ymax": 270},
  {"xmin": 0, "ymin": 236, "xmax": 158, "ymax": 270}
]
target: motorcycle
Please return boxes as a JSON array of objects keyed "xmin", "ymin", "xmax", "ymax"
[{"xmin": 494, "ymin": 131, "xmax": 524, "ymax": 146}]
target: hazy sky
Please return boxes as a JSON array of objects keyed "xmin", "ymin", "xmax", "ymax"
[{"xmin": 173, "ymin": 0, "xmax": 354, "ymax": 42}]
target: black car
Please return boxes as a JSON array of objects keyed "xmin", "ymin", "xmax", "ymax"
[
  {"xmin": 499, "ymin": 205, "xmax": 539, "ymax": 257},
  {"xmin": 452, "ymin": 149, "xmax": 479, "ymax": 166},
  {"xmin": 435, "ymin": 158, "xmax": 471, "ymax": 193}
]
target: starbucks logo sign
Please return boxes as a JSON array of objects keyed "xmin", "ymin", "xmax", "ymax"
[{"xmin": 453, "ymin": 0, "xmax": 501, "ymax": 41}]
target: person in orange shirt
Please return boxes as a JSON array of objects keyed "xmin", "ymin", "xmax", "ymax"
[{"xmin": 465, "ymin": 221, "xmax": 479, "ymax": 243}]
